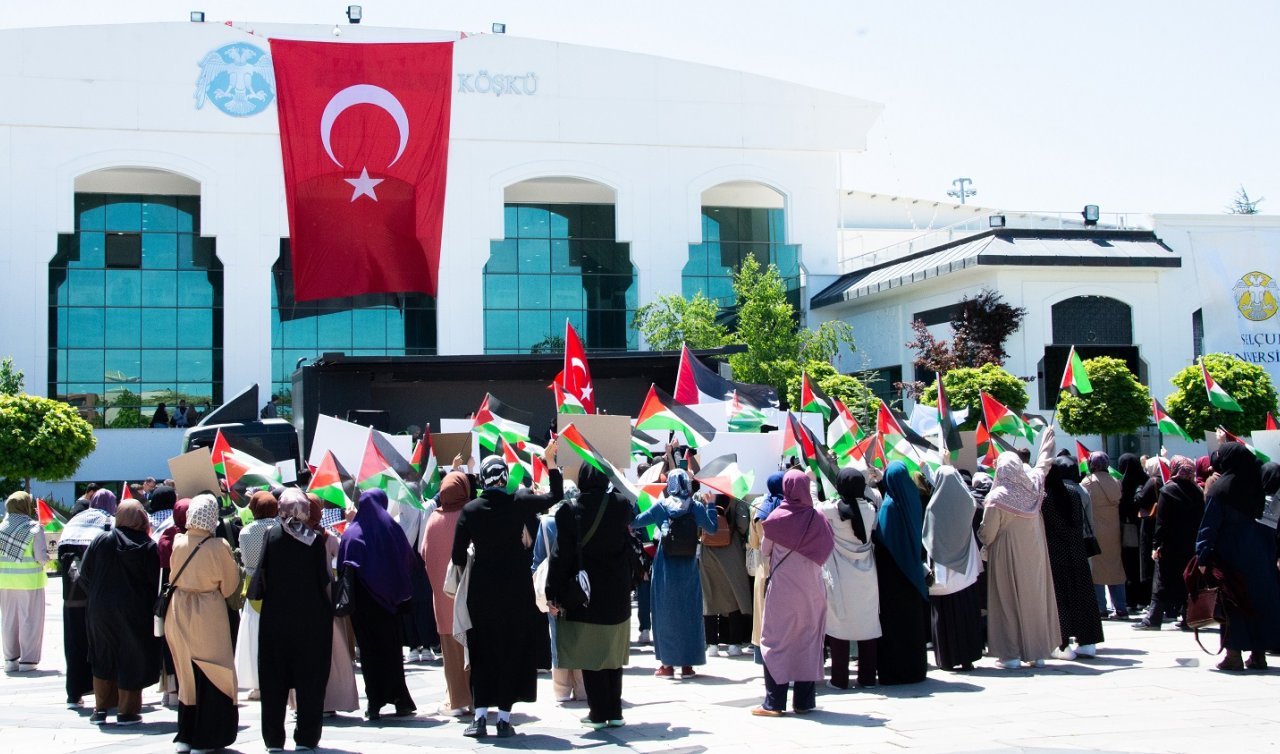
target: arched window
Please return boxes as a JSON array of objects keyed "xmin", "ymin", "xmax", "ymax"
[{"xmin": 1051, "ymin": 296, "xmax": 1132, "ymax": 345}]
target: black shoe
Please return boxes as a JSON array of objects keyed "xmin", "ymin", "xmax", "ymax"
[
  {"xmin": 463, "ymin": 717, "xmax": 487, "ymax": 738},
  {"xmin": 89, "ymin": 710, "xmax": 109, "ymax": 725},
  {"xmin": 496, "ymin": 720, "xmax": 515, "ymax": 738},
  {"xmin": 116, "ymin": 713, "xmax": 142, "ymax": 726},
  {"xmin": 393, "ymin": 704, "xmax": 417, "ymax": 718},
  {"xmin": 364, "ymin": 707, "xmax": 381, "ymax": 721}
]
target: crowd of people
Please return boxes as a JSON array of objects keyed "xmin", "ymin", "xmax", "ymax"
[{"xmin": 2, "ymin": 425, "xmax": 1279, "ymax": 751}]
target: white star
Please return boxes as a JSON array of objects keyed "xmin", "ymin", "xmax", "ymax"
[
  {"xmin": 345, "ymin": 167, "xmax": 384, "ymax": 202},
  {"xmin": 578, "ymin": 383, "xmax": 593, "ymax": 402}
]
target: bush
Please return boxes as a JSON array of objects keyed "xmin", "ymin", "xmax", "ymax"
[
  {"xmin": 920, "ymin": 363, "xmax": 1027, "ymax": 431},
  {"xmin": 1056, "ymin": 356, "xmax": 1151, "ymax": 437},
  {"xmin": 1165, "ymin": 353, "xmax": 1278, "ymax": 437},
  {"xmin": 0, "ymin": 393, "xmax": 98, "ymax": 489}
]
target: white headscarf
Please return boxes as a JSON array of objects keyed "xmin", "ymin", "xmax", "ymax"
[{"xmin": 186, "ymin": 494, "xmax": 220, "ymax": 533}]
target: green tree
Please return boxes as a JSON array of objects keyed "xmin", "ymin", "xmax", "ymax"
[
  {"xmin": 784, "ymin": 361, "xmax": 879, "ymax": 427},
  {"xmin": 529, "ymin": 334, "xmax": 565, "ymax": 354},
  {"xmin": 727, "ymin": 257, "xmax": 854, "ymax": 399},
  {"xmin": 920, "ymin": 363, "xmax": 1028, "ymax": 431},
  {"xmin": 632, "ymin": 291, "xmax": 730, "ymax": 351},
  {"xmin": 1165, "ymin": 353, "xmax": 1278, "ymax": 437},
  {"xmin": 1056, "ymin": 357, "xmax": 1151, "ymax": 440},
  {"xmin": 107, "ymin": 389, "xmax": 149, "ymax": 429},
  {"xmin": 0, "ymin": 357, "xmax": 24, "ymax": 396},
  {"xmin": 0, "ymin": 393, "xmax": 98, "ymax": 491}
]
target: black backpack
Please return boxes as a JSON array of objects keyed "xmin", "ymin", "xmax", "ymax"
[{"xmin": 662, "ymin": 511, "xmax": 698, "ymax": 558}]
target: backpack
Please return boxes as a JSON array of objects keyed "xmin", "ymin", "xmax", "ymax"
[{"xmin": 662, "ymin": 511, "xmax": 699, "ymax": 558}]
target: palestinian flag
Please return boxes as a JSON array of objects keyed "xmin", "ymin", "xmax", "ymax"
[
  {"xmin": 357, "ymin": 431, "xmax": 422, "ymax": 511},
  {"xmin": 472, "ymin": 393, "xmax": 532, "ymax": 453},
  {"xmin": 560, "ymin": 423, "xmax": 660, "ymax": 538},
  {"xmin": 501, "ymin": 438, "xmax": 532, "ymax": 494},
  {"xmin": 728, "ymin": 390, "xmax": 768, "ymax": 433},
  {"xmin": 1060, "ymin": 345, "xmax": 1093, "ymax": 395},
  {"xmin": 1156, "ymin": 457, "xmax": 1171, "ymax": 485},
  {"xmin": 631, "ymin": 426, "xmax": 661, "ymax": 458},
  {"xmin": 1152, "ymin": 398, "xmax": 1194, "ymax": 443},
  {"xmin": 846, "ymin": 432, "xmax": 879, "ymax": 468},
  {"xmin": 935, "ymin": 374, "xmax": 963, "ymax": 458},
  {"xmin": 876, "ymin": 400, "xmax": 934, "ymax": 473},
  {"xmin": 37, "ymin": 499, "xmax": 64, "ymax": 532},
  {"xmin": 798, "ymin": 421, "xmax": 841, "ymax": 497},
  {"xmin": 782, "ymin": 413, "xmax": 816, "ymax": 464},
  {"xmin": 695, "ymin": 454, "xmax": 755, "ymax": 500},
  {"xmin": 1266, "ymin": 412, "xmax": 1278, "ymax": 431},
  {"xmin": 307, "ymin": 450, "xmax": 357, "ymax": 509},
  {"xmin": 211, "ymin": 428, "xmax": 233, "ymax": 476},
  {"xmin": 1219, "ymin": 427, "xmax": 1272, "ymax": 463},
  {"xmin": 827, "ymin": 399, "xmax": 866, "ymax": 459},
  {"xmin": 635, "ymin": 384, "xmax": 716, "ymax": 448},
  {"xmin": 1201, "ymin": 358, "xmax": 1243, "ymax": 412},
  {"xmin": 800, "ymin": 372, "xmax": 836, "ymax": 422},
  {"xmin": 674, "ymin": 344, "xmax": 778, "ymax": 408},
  {"xmin": 981, "ymin": 392, "xmax": 1037, "ymax": 444},
  {"xmin": 974, "ymin": 422, "xmax": 1014, "ymax": 469},
  {"xmin": 411, "ymin": 428, "xmax": 442, "ymax": 499},
  {"xmin": 1074, "ymin": 439, "xmax": 1124, "ymax": 480},
  {"xmin": 552, "ymin": 381, "xmax": 587, "ymax": 415},
  {"xmin": 224, "ymin": 448, "xmax": 283, "ymax": 494},
  {"xmin": 120, "ymin": 482, "xmax": 134, "ymax": 501}
]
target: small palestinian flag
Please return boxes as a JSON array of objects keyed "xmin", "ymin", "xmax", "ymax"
[
  {"xmin": 695, "ymin": 454, "xmax": 755, "ymax": 500},
  {"xmin": 1152, "ymin": 398, "xmax": 1194, "ymax": 443},
  {"xmin": 210, "ymin": 428, "xmax": 233, "ymax": 476},
  {"xmin": 412, "ymin": 428, "xmax": 442, "ymax": 499},
  {"xmin": 472, "ymin": 393, "xmax": 532, "ymax": 454},
  {"xmin": 1201, "ymin": 358, "xmax": 1243, "ymax": 412},
  {"xmin": 307, "ymin": 450, "xmax": 356, "ymax": 509},
  {"xmin": 935, "ymin": 374, "xmax": 962, "ymax": 458},
  {"xmin": 674, "ymin": 344, "xmax": 778, "ymax": 408},
  {"xmin": 800, "ymin": 372, "xmax": 837, "ymax": 422},
  {"xmin": 631, "ymin": 426, "xmax": 661, "ymax": 458},
  {"xmin": 1074, "ymin": 439, "xmax": 1125, "ymax": 480},
  {"xmin": 1267, "ymin": 412, "xmax": 1278, "ymax": 431},
  {"xmin": 728, "ymin": 390, "xmax": 768, "ymax": 433},
  {"xmin": 501, "ymin": 438, "xmax": 532, "ymax": 494},
  {"xmin": 121, "ymin": 482, "xmax": 134, "ymax": 501},
  {"xmin": 560, "ymin": 423, "xmax": 659, "ymax": 538},
  {"xmin": 827, "ymin": 399, "xmax": 866, "ymax": 459},
  {"xmin": 1219, "ymin": 427, "xmax": 1272, "ymax": 463},
  {"xmin": 1060, "ymin": 346, "xmax": 1093, "ymax": 395},
  {"xmin": 847, "ymin": 432, "xmax": 878, "ymax": 468},
  {"xmin": 782, "ymin": 412, "xmax": 816, "ymax": 464},
  {"xmin": 981, "ymin": 392, "xmax": 1038, "ymax": 444},
  {"xmin": 974, "ymin": 422, "xmax": 1013, "ymax": 469},
  {"xmin": 635, "ymin": 384, "xmax": 716, "ymax": 448},
  {"xmin": 798, "ymin": 421, "xmax": 842, "ymax": 498},
  {"xmin": 1156, "ymin": 457, "xmax": 1171, "ymax": 485},
  {"xmin": 224, "ymin": 448, "xmax": 283, "ymax": 492},
  {"xmin": 357, "ymin": 431, "xmax": 422, "ymax": 511},
  {"xmin": 876, "ymin": 400, "xmax": 932, "ymax": 473},
  {"xmin": 37, "ymin": 499, "xmax": 64, "ymax": 532},
  {"xmin": 552, "ymin": 381, "xmax": 587, "ymax": 415}
]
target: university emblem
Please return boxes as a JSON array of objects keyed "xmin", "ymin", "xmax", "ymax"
[
  {"xmin": 1234, "ymin": 270, "xmax": 1279, "ymax": 322},
  {"xmin": 194, "ymin": 43, "xmax": 276, "ymax": 117}
]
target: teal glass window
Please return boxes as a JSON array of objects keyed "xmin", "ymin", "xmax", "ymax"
[
  {"xmin": 483, "ymin": 203, "xmax": 637, "ymax": 354},
  {"xmin": 683, "ymin": 206, "xmax": 802, "ymax": 313},
  {"xmin": 270, "ymin": 241, "xmax": 436, "ymax": 413},
  {"xmin": 49, "ymin": 193, "xmax": 223, "ymax": 427}
]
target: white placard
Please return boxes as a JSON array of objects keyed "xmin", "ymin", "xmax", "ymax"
[
  {"xmin": 307, "ymin": 414, "xmax": 413, "ymax": 473},
  {"xmin": 697, "ymin": 430, "xmax": 784, "ymax": 496},
  {"xmin": 1250, "ymin": 430, "xmax": 1280, "ymax": 462}
]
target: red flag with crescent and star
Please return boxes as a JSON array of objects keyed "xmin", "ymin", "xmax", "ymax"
[
  {"xmin": 270, "ymin": 41, "xmax": 453, "ymax": 301},
  {"xmin": 557, "ymin": 320, "xmax": 596, "ymax": 415}
]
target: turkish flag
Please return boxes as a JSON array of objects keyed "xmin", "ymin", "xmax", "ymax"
[
  {"xmin": 561, "ymin": 320, "xmax": 596, "ymax": 414},
  {"xmin": 271, "ymin": 41, "xmax": 453, "ymax": 301}
]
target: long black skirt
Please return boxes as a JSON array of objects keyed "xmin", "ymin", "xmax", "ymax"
[
  {"xmin": 875, "ymin": 548, "xmax": 928, "ymax": 685},
  {"xmin": 929, "ymin": 584, "xmax": 985, "ymax": 670},
  {"xmin": 63, "ymin": 605, "xmax": 93, "ymax": 702},
  {"xmin": 350, "ymin": 577, "xmax": 415, "ymax": 713},
  {"xmin": 175, "ymin": 663, "xmax": 238, "ymax": 750},
  {"xmin": 401, "ymin": 550, "xmax": 439, "ymax": 650}
]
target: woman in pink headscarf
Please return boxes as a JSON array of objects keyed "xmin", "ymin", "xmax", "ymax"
[{"xmin": 753, "ymin": 469, "xmax": 835, "ymax": 716}]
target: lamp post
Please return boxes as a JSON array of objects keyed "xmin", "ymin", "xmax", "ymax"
[{"xmin": 947, "ymin": 177, "xmax": 976, "ymax": 204}]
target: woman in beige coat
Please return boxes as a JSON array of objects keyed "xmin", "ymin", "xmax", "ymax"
[
  {"xmin": 166, "ymin": 494, "xmax": 241, "ymax": 753},
  {"xmin": 1080, "ymin": 452, "xmax": 1128, "ymax": 618}
]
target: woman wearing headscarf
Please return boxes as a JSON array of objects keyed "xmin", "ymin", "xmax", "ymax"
[
  {"xmin": 873, "ymin": 462, "xmax": 929, "ymax": 684},
  {"xmin": 1081, "ymin": 451, "xmax": 1128, "ymax": 619},
  {"xmin": 753, "ymin": 469, "xmax": 834, "ymax": 716},
  {"xmin": 156, "ymin": 498, "xmax": 189, "ymax": 707},
  {"xmin": 980, "ymin": 427, "xmax": 1060, "ymax": 669},
  {"xmin": 632, "ymin": 468, "xmax": 718, "ymax": 680},
  {"xmin": 532, "ymin": 482, "xmax": 586, "ymax": 703},
  {"xmin": 818, "ymin": 467, "xmax": 881, "ymax": 688},
  {"xmin": 1116, "ymin": 453, "xmax": 1149, "ymax": 614},
  {"xmin": 924, "ymin": 466, "xmax": 985, "ymax": 672},
  {"xmin": 392, "ymin": 490, "xmax": 437, "ymax": 666},
  {"xmin": 234, "ymin": 490, "xmax": 279, "ymax": 701},
  {"xmin": 340, "ymin": 488, "xmax": 417, "ymax": 720},
  {"xmin": 78, "ymin": 500, "xmax": 159, "ymax": 725},
  {"xmin": 968, "ymin": 472, "xmax": 993, "ymax": 614},
  {"xmin": 0, "ymin": 491, "xmax": 49, "ymax": 674},
  {"xmin": 1134, "ymin": 456, "xmax": 1205, "ymax": 630},
  {"xmin": 453, "ymin": 450, "xmax": 563, "ymax": 738},
  {"xmin": 700, "ymin": 493, "xmax": 753, "ymax": 657},
  {"xmin": 1041, "ymin": 457, "xmax": 1105, "ymax": 660},
  {"xmin": 304, "ymin": 494, "xmax": 358, "ymax": 716},
  {"xmin": 56, "ymin": 489, "xmax": 117, "ymax": 705},
  {"xmin": 1136, "ymin": 456, "xmax": 1163, "ymax": 612},
  {"xmin": 1195, "ymin": 456, "xmax": 1214, "ymax": 489},
  {"xmin": 257, "ymin": 489, "xmax": 332, "ymax": 751},
  {"xmin": 167, "ymin": 493, "xmax": 242, "ymax": 751},
  {"xmin": 749, "ymin": 471, "xmax": 785, "ymax": 651},
  {"xmin": 421, "ymin": 471, "xmax": 474, "ymax": 716},
  {"xmin": 147, "ymin": 484, "xmax": 177, "ymax": 536},
  {"xmin": 547, "ymin": 463, "xmax": 634, "ymax": 729},
  {"xmin": 1195, "ymin": 441, "xmax": 1280, "ymax": 670}
]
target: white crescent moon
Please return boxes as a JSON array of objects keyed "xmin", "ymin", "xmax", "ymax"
[
  {"xmin": 570, "ymin": 357, "xmax": 588, "ymax": 379},
  {"xmin": 320, "ymin": 84, "xmax": 409, "ymax": 168}
]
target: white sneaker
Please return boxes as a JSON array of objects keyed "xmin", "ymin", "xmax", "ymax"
[
  {"xmin": 994, "ymin": 659, "xmax": 1022, "ymax": 669},
  {"xmin": 707, "ymin": 644, "xmax": 719, "ymax": 656},
  {"xmin": 247, "ymin": 689, "xmax": 261, "ymax": 701},
  {"xmin": 1052, "ymin": 647, "xmax": 1077, "ymax": 661},
  {"xmin": 726, "ymin": 644, "xmax": 743, "ymax": 657},
  {"xmin": 1075, "ymin": 643, "xmax": 1097, "ymax": 657},
  {"xmin": 637, "ymin": 629, "xmax": 651, "ymax": 644},
  {"xmin": 1032, "ymin": 658, "xmax": 1047, "ymax": 668},
  {"xmin": 174, "ymin": 745, "xmax": 191, "ymax": 754},
  {"xmin": 3, "ymin": 660, "xmax": 18, "ymax": 673}
]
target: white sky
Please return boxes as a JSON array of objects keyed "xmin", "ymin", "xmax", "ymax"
[{"xmin": 6, "ymin": 0, "xmax": 1278, "ymax": 215}]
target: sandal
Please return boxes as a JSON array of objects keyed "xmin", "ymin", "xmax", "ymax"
[{"xmin": 1217, "ymin": 656, "xmax": 1245, "ymax": 672}]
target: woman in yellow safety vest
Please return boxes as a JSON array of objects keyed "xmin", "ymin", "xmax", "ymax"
[{"xmin": 0, "ymin": 491, "xmax": 49, "ymax": 673}]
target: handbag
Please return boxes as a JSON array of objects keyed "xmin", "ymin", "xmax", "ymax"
[
  {"xmin": 1183, "ymin": 555, "xmax": 1228, "ymax": 654},
  {"xmin": 556, "ymin": 497, "xmax": 609, "ymax": 612},
  {"xmin": 153, "ymin": 536, "xmax": 210, "ymax": 638},
  {"xmin": 1121, "ymin": 522, "xmax": 1140, "ymax": 549},
  {"xmin": 700, "ymin": 511, "xmax": 731, "ymax": 548},
  {"xmin": 332, "ymin": 565, "xmax": 356, "ymax": 617}
]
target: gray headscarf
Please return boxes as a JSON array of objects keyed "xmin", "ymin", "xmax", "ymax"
[
  {"xmin": 923, "ymin": 466, "xmax": 978, "ymax": 574},
  {"xmin": 278, "ymin": 488, "xmax": 317, "ymax": 546}
]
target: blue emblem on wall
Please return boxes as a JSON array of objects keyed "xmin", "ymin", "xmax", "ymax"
[{"xmin": 194, "ymin": 43, "xmax": 276, "ymax": 117}]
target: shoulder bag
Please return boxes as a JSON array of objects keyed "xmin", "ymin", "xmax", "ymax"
[
  {"xmin": 556, "ymin": 497, "xmax": 609, "ymax": 612},
  {"xmin": 153, "ymin": 536, "xmax": 210, "ymax": 638},
  {"xmin": 763, "ymin": 510, "xmax": 815, "ymax": 592}
]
